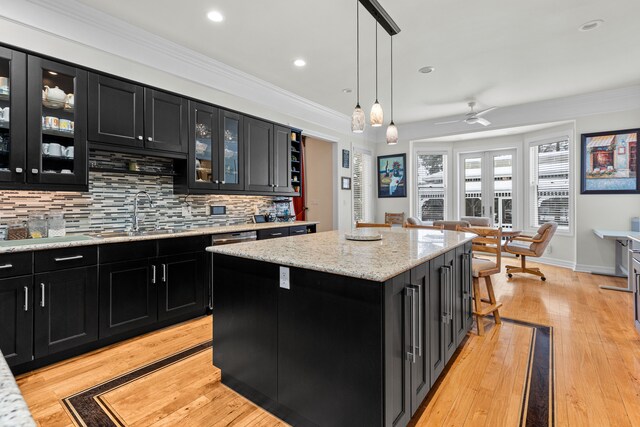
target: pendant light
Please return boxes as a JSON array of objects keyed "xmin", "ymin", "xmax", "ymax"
[
  {"xmin": 370, "ymin": 23, "xmax": 384, "ymax": 127},
  {"xmin": 351, "ymin": 0, "xmax": 365, "ymax": 133},
  {"xmin": 386, "ymin": 35, "xmax": 398, "ymax": 145}
]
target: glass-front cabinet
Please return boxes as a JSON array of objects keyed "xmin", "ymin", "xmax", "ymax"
[
  {"xmin": 0, "ymin": 47, "xmax": 26, "ymax": 184},
  {"xmin": 188, "ymin": 102, "xmax": 243, "ymax": 191},
  {"xmin": 27, "ymin": 56, "xmax": 87, "ymax": 187}
]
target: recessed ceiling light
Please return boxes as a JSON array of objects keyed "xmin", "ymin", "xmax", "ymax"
[
  {"xmin": 207, "ymin": 10, "xmax": 224, "ymax": 23},
  {"xmin": 48, "ymin": 71, "xmax": 58, "ymax": 76},
  {"xmin": 293, "ymin": 59, "xmax": 306, "ymax": 67},
  {"xmin": 342, "ymin": 88, "xmax": 352, "ymax": 94},
  {"xmin": 579, "ymin": 19, "xmax": 604, "ymax": 32},
  {"xmin": 418, "ymin": 66, "xmax": 435, "ymax": 74}
]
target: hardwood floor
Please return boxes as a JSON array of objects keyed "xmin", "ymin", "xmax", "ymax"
[{"xmin": 16, "ymin": 261, "xmax": 638, "ymax": 426}]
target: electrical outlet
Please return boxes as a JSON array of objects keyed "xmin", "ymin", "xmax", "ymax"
[
  {"xmin": 181, "ymin": 204, "xmax": 192, "ymax": 218},
  {"xmin": 279, "ymin": 266, "xmax": 290, "ymax": 289}
]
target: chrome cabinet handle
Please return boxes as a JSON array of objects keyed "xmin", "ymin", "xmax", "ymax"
[
  {"xmin": 440, "ymin": 267, "xmax": 448, "ymax": 324},
  {"xmin": 0, "ymin": 263, "xmax": 13, "ymax": 270},
  {"xmin": 15, "ymin": 167, "xmax": 23, "ymax": 173},
  {"xmin": 271, "ymin": 233, "xmax": 283, "ymax": 236},
  {"xmin": 137, "ymin": 135, "xmax": 143, "ymax": 140},
  {"xmin": 151, "ymin": 265, "xmax": 156, "ymax": 284},
  {"xmin": 406, "ymin": 286, "xmax": 416, "ymax": 363},
  {"xmin": 31, "ymin": 168, "xmax": 39, "ymax": 174},
  {"xmin": 24, "ymin": 286, "xmax": 28, "ymax": 312},
  {"xmin": 147, "ymin": 137, "xmax": 152, "ymax": 142},
  {"xmin": 416, "ymin": 283, "xmax": 422, "ymax": 357},
  {"xmin": 54, "ymin": 255, "xmax": 83, "ymax": 262},
  {"xmin": 40, "ymin": 283, "xmax": 45, "ymax": 307},
  {"xmin": 214, "ymin": 180, "xmax": 220, "ymax": 184},
  {"xmin": 221, "ymin": 181, "xmax": 225, "ymax": 184},
  {"xmin": 447, "ymin": 266, "xmax": 453, "ymax": 322},
  {"xmin": 162, "ymin": 264, "xmax": 166, "ymax": 283}
]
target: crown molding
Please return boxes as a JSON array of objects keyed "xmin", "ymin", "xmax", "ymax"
[
  {"xmin": 0, "ymin": 0, "xmax": 368, "ymax": 138},
  {"xmin": 374, "ymin": 85, "xmax": 640, "ymax": 143}
]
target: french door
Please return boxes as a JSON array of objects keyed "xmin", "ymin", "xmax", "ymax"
[{"xmin": 460, "ymin": 149, "xmax": 517, "ymax": 229}]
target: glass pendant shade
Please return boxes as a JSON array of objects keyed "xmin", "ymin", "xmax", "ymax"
[
  {"xmin": 351, "ymin": 104, "xmax": 365, "ymax": 133},
  {"xmin": 386, "ymin": 122, "xmax": 398, "ymax": 145},
  {"xmin": 370, "ymin": 101, "xmax": 383, "ymax": 127}
]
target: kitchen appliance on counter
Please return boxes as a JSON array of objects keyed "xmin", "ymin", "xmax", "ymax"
[{"xmin": 208, "ymin": 231, "xmax": 258, "ymax": 312}]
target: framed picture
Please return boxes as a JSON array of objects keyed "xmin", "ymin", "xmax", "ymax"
[
  {"xmin": 581, "ymin": 128, "xmax": 639, "ymax": 194},
  {"xmin": 341, "ymin": 176, "xmax": 351, "ymax": 190},
  {"xmin": 377, "ymin": 154, "xmax": 406, "ymax": 198},
  {"xmin": 342, "ymin": 149, "xmax": 350, "ymax": 168}
]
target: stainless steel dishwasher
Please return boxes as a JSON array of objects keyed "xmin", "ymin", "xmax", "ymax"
[{"xmin": 208, "ymin": 231, "xmax": 257, "ymax": 311}]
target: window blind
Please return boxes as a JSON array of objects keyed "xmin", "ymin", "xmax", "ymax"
[
  {"xmin": 353, "ymin": 149, "xmax": 373, "ymax": 223},
  {"xmin": 416, "ymin": 153, "xmax": 447, "ymax": 222},
  {"xmin": 530, "ymin": 139, "xmax": 570, "ymax": 229}
]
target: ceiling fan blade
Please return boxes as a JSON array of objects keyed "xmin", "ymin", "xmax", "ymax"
[
  {"xmin": 476, "ymin": 117, "xmax": 491, "ymax": 126},
  {"xmin": 475, "ymin": 106, "xmax": 497, "ymax": 117},
  {"xmin": 435, "ymin": 119, "xmax": 462, "ymax": 125}
]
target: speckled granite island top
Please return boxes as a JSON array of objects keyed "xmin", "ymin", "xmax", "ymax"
[
  {"xmin": 0, "ymin": 350, "xmax": 35, "ymax": 427},
  {"xmin": 207, "ymin": 228, "xmax": 476, "ymax": 282},
  {"xmin": 0, "ymin": 221, "xmax": 318, "ymax": 254}
]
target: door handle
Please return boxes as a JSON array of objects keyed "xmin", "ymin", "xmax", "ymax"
[
  {"xmin": 162, "ymin": 264, "xmax": 166, "ymax": 283},
  {"xmin": 40, "ymin": 283, "xmax": 45, "ymax": 307},
  {"xmin": 24, "ymin": 286, "xmax": 28, "ymax": 312},
  {"xmin": 151, "ymin": 265, "xmax": 156, "ymax": 284},
  {"xmin": 0, "ymin": 263, "xmax": 13, "ymax": 270}
]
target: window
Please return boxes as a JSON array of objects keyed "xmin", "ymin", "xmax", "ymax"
[
  {"xmin": 529, "ymin": 138, "xmax": 570, "ymax": 230},
  {"xmin": 416, "ymin": 153, "xmax": 447, "ymax": 222},
  {"xmin": 353, "ymin": 149, "xmax": 373, "ymax": 223}
]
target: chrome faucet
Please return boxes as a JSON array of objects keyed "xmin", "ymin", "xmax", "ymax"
[{"xmin": 132, "ymin": 191, "xmax": 154, "ymax": 232}]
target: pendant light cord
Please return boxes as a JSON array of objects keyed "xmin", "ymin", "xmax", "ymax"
[
  {"xmin": 375, "ymin": 24, "xmax": 378, "ymax": 101},
  {"xmin": 356, "ymin": 0, "xmax": 360, "ymax": 105},
  {"xmin": 390, "ymin": 36, "xmax": 393, "ymax": 121}
]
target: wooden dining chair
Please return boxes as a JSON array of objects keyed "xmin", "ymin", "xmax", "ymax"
[
  {"xmin": 457, "ymin": 226, "xmax": 503, "ymax": 336},
  {"xmin": 404, "ymin": 223, "xmax": 444, "ymax": 230},
  {"xmin": 355, "ymin": 222, "xmax": 392, "ymax": 228},
  {"xmin": 384, "ymin": 212, "xmax": 405, "ymax": 226}
]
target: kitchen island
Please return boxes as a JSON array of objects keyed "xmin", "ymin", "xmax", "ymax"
[{"xmin": 207, "ymin": 228, "xmax": 475, "ymax": 427}]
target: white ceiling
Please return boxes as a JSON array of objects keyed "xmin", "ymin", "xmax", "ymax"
[{"xmin": 72, "ymin": 0, "xmax": 640, "ymax": 125}]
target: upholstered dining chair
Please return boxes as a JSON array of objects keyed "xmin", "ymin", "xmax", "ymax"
[
  {"xmin": 355, "ymin": 222, "xmax": 392, "ymax": 228},
  {"xmin": 460, "ymin": 216, "xmax": 492, "ymax": 227},
  {"xmin": 405, "ymin": 216, "xmax": 423, "ymax": 226},
  {"xmin": 458, "ymin": 226, "xmax": 503, "ymax": 336},
  {"xmin": 433, "ymin": 220, "xmax": 471, "ymax": 231},
  {"xmin": 384, "ymin": 212, "xmax": 405, "ymax": 226},
  {"xmin": 503, "ymin": 222, "xmax": 558, "ymax": 281}
]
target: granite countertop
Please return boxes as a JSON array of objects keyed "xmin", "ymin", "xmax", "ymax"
[
  {"xmin": 206, "ymin": 228, "xmax": 475, "ymax": 282},
  {"xmin": 0, "ymin": 351, "xmax": 35, "ymax": 426},
  {"xmin": 0, "ymin": 221, "xmax": 318, "ymax": 254}
]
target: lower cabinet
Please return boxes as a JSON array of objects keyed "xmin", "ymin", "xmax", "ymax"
[
  {"xmin": 158, "ymin": 252, "xmax": 206, "ymax": 322},
  {"xmin": 0, "ymin": 276, "xmax": 33, "ymax": 366},
  {"xmin": 99, "ymin": 259, "xmax": 157, "ymax": 338},
  {"xmin": 34, "ymin": 267, "xmax": 98, "ymax": 358}
]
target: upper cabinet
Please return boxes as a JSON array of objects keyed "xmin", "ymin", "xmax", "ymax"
[
  {"xmin": 0, "ymin": 47, "xmax": 26, "ymax": 185},
  {"xmin": 88, "ymin": 73, "xmax": 187, "ymax": 156},
  {"xmin": 245, "ymin": 118, "xmax": 294, "ymax": 195}
]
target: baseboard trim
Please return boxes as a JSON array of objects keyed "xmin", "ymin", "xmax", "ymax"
[
  {"xmin": 530, "ymin": 256, "xmax": 576, "ymax": 270},
  {"xmin": 574, "ymin": 264, "xmax": 616, "ymax": 275}
]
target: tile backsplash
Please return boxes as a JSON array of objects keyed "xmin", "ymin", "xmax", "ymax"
[{"xmin": 0, "ymin": 152, "xmax": 284, "ymax": 233}]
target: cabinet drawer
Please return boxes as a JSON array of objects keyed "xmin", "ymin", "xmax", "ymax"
[
  {"xmin": 158, "ymin": 235, "xmax": 210, "ymax": 256},
  {"xmin": 35, "ymin": 246, "xmax": 97, "ymax": 273},
  {"xmin": 99, "ymin": 240, "xmax": 156, "ymax": 264},
  {"xmin": 289, "ymin": 225, "xmax": 308, "ymax": 236},
  {"xmin": 0, "ymin": 252, "xmax": 32, "ymax": 279},
  {"xmin": 257, "ymin": 227, "xmax": 290, "ymax": 240}
]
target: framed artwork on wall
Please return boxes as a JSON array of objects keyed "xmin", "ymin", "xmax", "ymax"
[
  {"xmin": 377, "ymin": 154, "xmax": 406, "ymax": 198},
  {"xmin": 581, "ymin": 128, "xmax": 639, "ymax": 194}
]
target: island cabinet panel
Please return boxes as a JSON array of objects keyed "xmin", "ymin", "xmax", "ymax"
[
  {"xmin": 279, "ymin": 268, "xmax": 384, "ymax": 427},
  {"xmin": 244, "ymin": 117, "xmax": 273, "ymax": 192},
  {"xmin": 0, "ymin": 276, "xmax": 33, "ymax": 367},
  {"xmin": 429, "ymin": 254, "xmax": 446, "ymax": 383},
  {"xmin": 408, "ymin": 262, "xmax": 430, "ymax": 415},
  {"xmin": 212, "ymin": 254, "xmax": 278, "ymax": 403},
  {"xmin": 157, "ymin": 252, "xmax": 206, "ymax": 322},
  {"xmin": 443, "ymin": 250, "xmax": 457, "ymax": 363},
  {"xmin": 455, "ymin": 242, "xmax": 474, "ymax": 345}
]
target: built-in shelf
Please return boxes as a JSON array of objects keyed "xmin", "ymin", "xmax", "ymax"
[
  {"xmin": 42, "ymin": 154, "xmax": 73, "ymax": 161},
  {"xmin": 42, "ymin": 129, "xmax": 74, "ymax": 138},
  {"xmin": 0, "ymin": 93, "xmax": 8, "ymax": 102},
  {"xmin": 90, "ymin": 166, "xmax": 178, "ymax": 177}
]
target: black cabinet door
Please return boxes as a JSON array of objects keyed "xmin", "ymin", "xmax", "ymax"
[
  {"xmin": 274, "ymin": 125, "xmax": 293, "ymax": 194},
  {"xmin": 429, "ymin": 254, "xmax": 446, "ymax": 384},
  {"xmin": 157, "ymin": 252, "xmax": 206, "ymax": 321},
  {"xmin": 383, "ymin": 271, "xmax": 412, "ymax": 427},
  {"xmin": 144, "ymin": 89, "xmax": 188, "ymax": 154},
  {"xmin": 455, "ymin": 242, "xmax": 473, "ymax": 345},
  {"xmin": 0, "ymin": 276, "xmax": 33, "ymax": 367},
  {"xmin": 256, "ymin": 227, "xmax": 290, "ymax": 240},
  {"xmin": 27, "ymin": 56, "xmax": 88, "ymax": 187},
  {"xmin": 88, "ymin": 73, "xmax": 144, "ymax": 148},
  {"xmin": 244, "ymin": 117, "xmax": 274, "ymax": 192},
  {"xmin": 99, "ymin": 259, "xmax": 157, "ymax": 339},
  {"xmin": 188, "ymin": 101, "xmax": 219, "ymax": 190},
  {"xmin": 409, "ymin": 262, "xmax": 430, "ymax": 415},
  {"xmin": 218, "ymin": 110, "xmax": 243, "ymax": 191},
  {"xmin": 34, "ymin": 267, "xmax": 98, "ymax": 358},
  {"xmin": 0, "ymin": 47, "xmax": 27, "ymax": 185},
  {"xmin": 443, "ymin": 250, "xmax": 457, "ymax": 363},
  {"xmin": 212, "ymin": 254, "xmax": 278, "ymax": 403}
]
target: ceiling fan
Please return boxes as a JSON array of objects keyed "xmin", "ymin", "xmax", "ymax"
[{"xmin": 435, "ymin": 101, "xmax": 497, "ymax": 126}]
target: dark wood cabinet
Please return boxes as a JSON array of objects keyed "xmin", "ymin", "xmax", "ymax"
[
  {"xmin": 455, "ymin": 243, "xmax": 473, "ymax": 346},
  {"xmin": 408, "ymin": 262, "xmax": 430, "ymax": 415},
  {"xmin": 34, "ymin": 266, "xmax": 98, "ymax": 357},
  {"xmin": 0, "ymin": 46, "xmax": 27, "ymax": 185},
  {"xmin": 274, "ymin": 125, "xmax": 293, "ymax": 194},
  {"xmin": 257, "ymin": 227, "xmax": 290, "ymax": 240},
  {"xmin": 99, "ymin": 259, "xmax": 157, "ymax": 338},
  {"xmin": 88, "ymin": 73, "xmax": 144, "ymax": 148},
  {"xmin": 218, "ymin": 110, "xmax": 243, "ymax": 191},
  {"xmin": 244, "ymin": 117, "xmax": 273, "ymax": 192},
  {"xmin": 88, "ymin": 74, "xmax": 187, "ymax": 156},
  {"xmin": 429, "ymin": 254, "xmax": 446, "ymax": 383},
  {"xmin": 144, "ymin": 89, "xmax": 187, "ymax": 153},
  {"xmin": 157, "ymin": 252, "xmax": 206, "ymax": 321},
  {"xmin": 0, "ymin": 276, "xmax": 33, "ymax": 367},
  {"xmin": 443, "ymin": 250, "xmax": 457, "ymax": 363}
]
